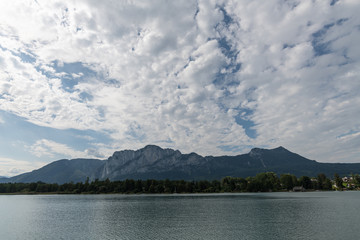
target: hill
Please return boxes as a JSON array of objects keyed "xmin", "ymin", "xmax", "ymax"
[{"xmin": 6, "ymin": 159, "xmax": 103, "ymax": 184}]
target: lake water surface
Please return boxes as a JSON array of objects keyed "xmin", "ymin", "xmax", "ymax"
[{"xmin": 1, "ymin": 192, "xmax": 359, "ymax": 239}]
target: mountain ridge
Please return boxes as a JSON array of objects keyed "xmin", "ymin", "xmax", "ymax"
[{"xmin": 1, "ymin": 145, "xmax": 360, "ymax": 184}]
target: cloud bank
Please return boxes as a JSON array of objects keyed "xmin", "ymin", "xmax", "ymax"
[{"xmin": 0, "ymin": 0, "xmax": 359, "ymax": 169}]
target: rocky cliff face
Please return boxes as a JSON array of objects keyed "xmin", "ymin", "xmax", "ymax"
[{"xmin": 97, "ymin": 145, "xmax": 205, "ymax": 180}]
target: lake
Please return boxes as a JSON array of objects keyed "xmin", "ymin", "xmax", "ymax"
[{"xmin": 0, "ymin": 192, "xmax": 359, "ymax": 239}]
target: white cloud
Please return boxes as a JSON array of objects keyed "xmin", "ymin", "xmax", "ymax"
[
  {"xmin": 28, "ymin": 139, "xmax": 106, "ymax": 160},
  {"xmin": 0, "ymin": 0, "xmax": 359, "ymax": 164},
  {"xmin": 337, "ymin": 131, "xmax": 360, "ymax": 141},
  {"xmin": 0, "ymin": 157, "xmax": 46, "ymax": 177}
]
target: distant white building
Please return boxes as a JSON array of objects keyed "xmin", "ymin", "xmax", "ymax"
[{"xmin": 342, "ymin": 176, "xmax": 353, "ymax": 183}]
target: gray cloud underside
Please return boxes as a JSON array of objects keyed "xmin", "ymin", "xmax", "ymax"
[{"xmin": 0, "ymin": 0, "xmax": 359, "ymax": 162}]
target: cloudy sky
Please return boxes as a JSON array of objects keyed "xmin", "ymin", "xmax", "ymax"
[{"xmin": 0, "ymin": 0, "xmax": 359, "ymax": 176}]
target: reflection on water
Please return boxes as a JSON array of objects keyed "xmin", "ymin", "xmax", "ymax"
[{"xmin": 0, "ymin": 192, "xmax": 359, "ymax": 239}]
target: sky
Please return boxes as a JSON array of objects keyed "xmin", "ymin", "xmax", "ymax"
[{"xmin": 0, "ymin": 0, "xmax": 359, "ymax": 177}]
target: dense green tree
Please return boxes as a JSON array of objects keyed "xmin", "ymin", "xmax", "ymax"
[
  {"xmin": 35, "ymin": 183, "xmax": 48, "ymax": 192},
  {"xmin": 254, "ymin": 172, "xmax": 280, "ymax": 192},
  {"xmin": 83, "ymin": 177, "xmax": 90, "ymax": 192},
  {"xmin": 134, "ymin": 180, "xmax": 143, "ymax": 193},
  {"xmin": 280, "ymin": 174, "xmax": 298, "ymax": 190},
  {"xmin": 334, "ymin": 173, "xmax": 343, "ymax": 190},
  {"xmin": 185, "ymin": 181, "xmax": 195, "ymax": 193},
  {"xmin": 246, "ymin": 177, "xmax": 258, "ymax": 192},
  {"xmin": 196, "ymin": 180, "xmax": 211, "ymax": 192},
  {"xmin": 236, "ymin": 178, "xmax": 247, "ymax": 192},
  {"xmin": 163, "ymin": 179, "xmax": 173, "ymax": 193},
  {"xmin": 144, "ymin": 180, "xmax": 153, "ymax": 192},
  {"xmin": 298, "ymin": 176, "xmax": 313, "ymax": 189},
  {"xmin": 316, "ymin": 173, "xmax": 332, "ymax": 190},
  {"xmin": 178, "ymin": 180, "xmax": 188, "ymax": 193},
  {"xmin": 323, "ymin": 178, "xmax": 332, "ymax": 190},
  {"xmin": 220, "ymin": 177, "xmax": 247, "ymax": 192},
  {"xmin": 317, "ymin": 173, "xmax": 325, "ymax": 190},
  {"xmin": 157, "ymin": 184, "xmax": 166, "ymax": 193},
  {"xmin": 0, "ymin": 184, "xmax": 6, "ymax": 193},
  {"xmin": 123, "ymin": 179, "xmax": 135, "ymax": 193},
  {"xmin": 29, "ymin": 182, "xmax": 37, "ymax": 192},
  {"xmin": 221, "ymin": 177, "xmax": 233, "ymax": 192},
  {"xmin": 149, "ymin": 184, "xmax": 156, "ymax": 193},
  {"xmin": 353, "ymin": 174, "xmax": 360, "ymax": 185}
]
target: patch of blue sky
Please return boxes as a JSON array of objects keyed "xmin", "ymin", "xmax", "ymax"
[
  {"xmin": 33, "ymin": 60, "xmax": 96, "ymax": 99},
  {"xmin": 96, "ymin": 106, "xmax": 106, "ymax": 119},
  {"xmin": 211, "ymin": 9, "xmax": 241, "ymax": 88},
  {"xmin": 79, "ymin": 91, "xmax": 94, "ymax": 101},
  {"xmin": 0, "ymin": 110, "xmax": 111, "ymax": 160},
  {"xmin": 125, "ymin": 122, "xmax": 146, "ymax": 142},
  {"xmin": 212, "ymin": 37, "xmax": 240, "ymax": 88},
  {"xmin": 311, "ymin": 18, "xmax": 349, "ymax": 57},
  {"xmin": 54, "ymin": 61, "xmax": 97, "ymax": 91},
  {"xmin": 217, "ymin": 37, "xmax": 239, "ymax": 68},
  {"xmin": 234, "ymin": 108, "xmax": 257, "ymax": 139},
  {"xmin": 18, "ymin": 51, "xmax": 36, "ymax": 63},
  {"xmin": 217, "ymin": 144, "xmax": 258, "ymax": 154},
  {"xmin": 330, "ymin": 0, "xmax": 340, "ymax": 6},
  {"xmin": 34, "ymin": 65, "xmax": 52, "ymax": 79},
  {"xmin": 216, "ymin": 6, "xmax": 236, "ymax": 52},
  {"xmin": 213, "ymin": 71, "xmax": 240, "ymax": 88},
  {"xmin": 0, "ymin": 45, "xmax": 36, "ymax": 64},
  {"xmin": 214, "ymin": 4, "xmax": 234, "ymax": 29},
  {"xmin": 282, "ymin": 43, "xmax": 296, "ymax": 49},
  {"xmin": 220, "ymin": 6, "xmax": 233, "ymax": 26},
  {"xmin": 104, "ymin": 78, "xmax": 121, "ymax": 87},
  {"xmin": 336, "ymin": 130, "xmax": 360, "ymax": 139}
]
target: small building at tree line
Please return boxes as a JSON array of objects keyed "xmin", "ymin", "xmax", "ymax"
[{"xmin": 293, "ymin": 186, "xmax": 305, "ymax": 192}]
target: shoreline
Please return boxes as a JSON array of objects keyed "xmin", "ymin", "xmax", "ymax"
[{"xmin": 1, "ymin": 189, "xmax": 358, "ymax": 196}]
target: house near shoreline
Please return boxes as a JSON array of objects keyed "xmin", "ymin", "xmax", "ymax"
[
  {"xmin": 293, "ymin": 186, "xmax": 305, "ymax": 192},
  {"xmin": 342, "ymin": 176, "xmax": 353, "ymax": 183}
]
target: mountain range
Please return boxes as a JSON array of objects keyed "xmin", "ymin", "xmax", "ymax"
[{"xmin": 1, "ymin": 145, "xmax": 360, "ymax": 184}]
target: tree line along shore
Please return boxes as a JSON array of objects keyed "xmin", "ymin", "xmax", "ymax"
[{"xmin": 1, "ymin": 172, "xmax": 359, "ymax": 194}]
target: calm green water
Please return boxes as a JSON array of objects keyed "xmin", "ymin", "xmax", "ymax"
[{"xmin": 0, "ymin": 192, "xmax": 359, "ymax": 239}]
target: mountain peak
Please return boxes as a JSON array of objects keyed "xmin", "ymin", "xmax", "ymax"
[
  {"xmin": 250, "ymin": 147, "xmax": 261, "ymax": 151},
  {"xmin": 143, "ymin": 144, "xmax": 163, "ymax": 150},
  {"xmin": 249, "ymin": 146, "xmax": 290, "ymax": 154},
  {"xmin": 249, "ymin": 147, "xmax": 265, "ymax": 155},
  {"xmin": 272, "ymin": 146, "xmax": 288, "ymax": 151}
]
